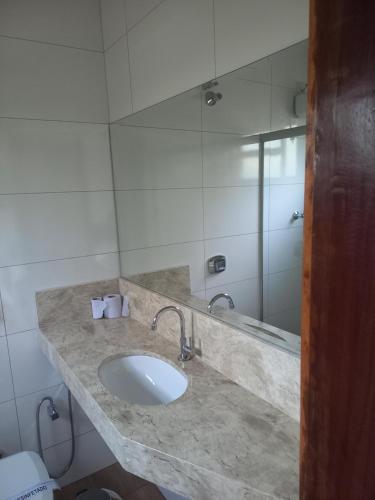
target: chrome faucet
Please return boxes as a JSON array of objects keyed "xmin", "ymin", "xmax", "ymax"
[
  {"xmin": 151, "ymin": 306, "xmax": 194, "ymax": 362},
  {"xmin": 207, "ymin": 293, "xmax": 235, "ymax": 314}
]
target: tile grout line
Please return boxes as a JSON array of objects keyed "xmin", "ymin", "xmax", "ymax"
[
  {"xmin": 0, "ymin": 250, "xmax": 119, "ymax": 270},
  {"xmin": 0, "ymin": 115, "xmax": 107, "ymax": 125},
  {"xmin": 200, "ymin": 87, "xmax": 208, "ymax": 298},
  {"xmin": 103, "ymin": 0, "xmax": 166, "ymax": 53},
  {"xmin": 107, "ymin": 126, "xmax": 122, "ymax": 274},
  {"xmin": 1, "ymin": 290, "xmax": 23, "ymax": 451},
  {"xmin": 123, "ymin": 0, "xmax": 135, "ymax": 115},
  {"xmin": 114, "ymin": 185, "xmax": 262, "ymax": 191},
  {"xmin": 212, "ymin": 0, "xmax": 217, "ymax": 78},
  {"xmin": 97, "ymin": 0, "xmax": 105, "ymax": 54},
  {"xmin": 0, "ymin": 189, "xmax": 114, "ymax": 196},
  {"xmin": 0, "ymin": 33, "xmax": 103, "ymax": 53}
]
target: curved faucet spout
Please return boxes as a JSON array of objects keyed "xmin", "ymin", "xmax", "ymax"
[
  {"xmin": 151, "ymin": 306, "xmax": 194, "ymax": 362},
  {"xmin": 207, "ymin": 293, "xmax": 235, "ymax": 314}
]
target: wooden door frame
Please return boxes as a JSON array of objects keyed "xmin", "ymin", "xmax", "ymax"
[{"xmin": 301, "ymin": 0, "xmax": 375, "ymax": 498}]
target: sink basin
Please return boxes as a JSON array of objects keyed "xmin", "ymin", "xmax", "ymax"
[{"xmin": 98, "ymin": 354, "xmax": 188, "ymax": 405}]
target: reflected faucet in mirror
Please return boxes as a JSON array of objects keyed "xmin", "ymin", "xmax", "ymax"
[{"xmin": 207, "ymin": 293, "xmax": 235, "ymax": 314}]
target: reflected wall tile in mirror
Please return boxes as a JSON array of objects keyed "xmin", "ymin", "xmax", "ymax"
[
  {"xmin": 270, "ymin": 40, "xmax": 308, "ymax": 89},
  {"xmin": 233, "ymin": 57, "xmax": 271, "ymax": 85},
  {"xmin": 206, "ymin": 278, "xmax": 260, "ymax": 319},
  {"xmin": 204, "ymin": 233, "xmax": 259, "ymax": 289},
  {"xmin": 111, "ymin": 125, "xmax": 202, "ymax": 189},
  {"xmin": 203, "ymin": 186, "xmax": 259, "ymax": 239},
  {"xmin": 203, "ymin": 133, "xmax": 259, "ymax": 187},
  {"xmin": 268, "ymin": 183, "xmax": 305, "ymax": 231},
  {"xmin": 118, "ymin": 88, "xmax": 202, "ymax": 131},
  {"xmin": 202, "ymin": 76, "xmax": 271, "ymax": 134},
  {"xmin": 268, "ymin": 267, "xmax": 302, "ymax": 316},
  {"xmin": 116, "ymin": 188, "xmax": 204, "ymax": 250},
  {"xmin": 268, "ymin": 227, "xmax": 303, "ymax": 274},
  {"xmin": 265, "ymin": 307, "xmax": 301, "ymax": 337},
  {"xmin": 120, "ymin": 240, "xmax": 205, "ymax": 293},
  {"xmin": 213, "ymin": 0, "xmax": 308, "ymax": 77}
]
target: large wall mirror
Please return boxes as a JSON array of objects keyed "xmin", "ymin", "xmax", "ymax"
[{"xmin": 111, "ymin": 40, "xmax": 308, "ymax": 355}]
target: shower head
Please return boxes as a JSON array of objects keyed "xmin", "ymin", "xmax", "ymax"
[{"xmin": 205, "ymin": 90, "xmax": 223, "ymax": 106}]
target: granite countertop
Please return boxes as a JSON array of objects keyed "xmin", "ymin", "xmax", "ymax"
[{"xmin": 39, "ymin": 317, "xmax": 299, "ymax": 500}]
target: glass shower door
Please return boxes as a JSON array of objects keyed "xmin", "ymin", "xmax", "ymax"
[{"xmin": 261, "ymin": 129, "xmax": 306, "ymax": 335}]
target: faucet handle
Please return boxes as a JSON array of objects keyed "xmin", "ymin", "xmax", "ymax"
[{"xmin": 179, "ymin": 337, "xmax": 194, "ymax": 361}]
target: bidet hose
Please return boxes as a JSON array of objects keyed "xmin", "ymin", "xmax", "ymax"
[{"xmin": 36, "ymin": 389, "xmax": 75, "ymax": 479}]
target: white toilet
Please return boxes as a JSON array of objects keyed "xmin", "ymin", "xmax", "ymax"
[{"xmin": 0, "ymin": 451, "xmax": 57, "ymax": 500}]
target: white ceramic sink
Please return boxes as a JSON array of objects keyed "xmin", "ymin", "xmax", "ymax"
[{"xmin": 98, "ymin": 354, "xmax": 188, "ymax": 405}]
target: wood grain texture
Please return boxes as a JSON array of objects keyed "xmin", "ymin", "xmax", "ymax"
[{"xmin": 301, "ymin": 0, "xmax": 375, "ymax": 498}]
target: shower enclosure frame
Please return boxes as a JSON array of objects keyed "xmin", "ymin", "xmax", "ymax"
[{"xmin": 257, "ymin": 125, "xmax": 307, "ymax": 323}]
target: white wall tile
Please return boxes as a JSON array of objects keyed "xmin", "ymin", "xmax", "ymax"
[
  {"xmin": 204, "ymin": 233, "xmax": 259, "ymax": 289},
  {"xmin": 268, "ymin": 227, "xmax": 303, "ymax": 274},
  {"xmin": 120, "ymin": 241, "xmax": 205, "ymax": 292},
  {"xmin": 0, "ymin": 37, "xmax": 108, "ymax": 122},
  {"xmin": 0, "ymin": 295, "xmax": 5, "ymax": 336},
  {"xmin": 204, "ymin": 186, "xmax": 259, "ymax": 239},
  {"xmin": 0, "ymin": 0, "xmax": 103, "ymax": 51},
  {"xmin": 105, "ymin": 36, "xmax": 132, "ymax": 122},
  {"xmin": 112, "ymin": 126, "xmax": 202, "ymax": 189},
  {"xmin": 125, "ymin": 0, "xmax": 163, "ymax": 30},
  {"xmin": 44, "ymin": 430, "xmax": 115, "ymax": 488},
  {"xmin": 0, "ymin": 120, "xmax": 112, "ymax": 194},
  {"xmin": 100, "ymin": 0, "xmax": 127, "ymax": 49},
  {"xmin": 0, "ymin": 192, "xmax": 118, "ymax": 267},
  {"xmin": 206, "ymin": 278, "xmax": 259, "ymax": 318},
  {"xmin": 214, "ymin": 0, "xmax": 309, "ymax": 77},
  {"xmin": 128, "ymin": 0, "xmax": 215, "ymax": 112},
  {"xmin": 268, "ymin": 183, "xmax": 305, "ymax": 230},
  {"xmin": 7, "ymin": 330, "xmax": 62, "ymax": 397},
  {"xmin": 202, "ymin": 77, "xmax": 271, "ymax": 134},
  {"xmin": 0, "ymin": 337, "xmax": 13, "ymax": 403},
  {"xmin": 268, "ymin": 267, "xmax": 302, "ymax": 316},
  {"xmin": 16, "ymin": 384, "xmax": 93, "ymax": 452},
  {"xmin": 203, "ymin": 133, "xmax": 259, "ymax": 187},
  {"xmin": 0, "ymin": 399, "xmax": 21, "ymax": 456},
  {"xmin": 119, "ymin": 87, "xmax": 202, "ymax": 131},
  {"xmin": 0, "ymin": 253, "xmax": 119, "ymax": 334},
  {"xmin": 270, "ymin": 40, "xmax": 308, "ymax": 89},
  {"xmin": 116, "ymin": 189, "xmax": 203, "ymax": 250}
]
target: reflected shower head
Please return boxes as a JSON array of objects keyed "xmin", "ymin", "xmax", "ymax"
[{"xmin": 205, "ymin": 90, "xmax": 223, "ymax": 106}]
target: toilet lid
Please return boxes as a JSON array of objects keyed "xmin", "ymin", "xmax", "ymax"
[{"xmin": 0, "ymin": 451, "xmax": 56, "ymax": 500}]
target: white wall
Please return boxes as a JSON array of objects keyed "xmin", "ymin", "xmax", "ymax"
[
  {"xmin": 101, "ymin": 0, "xmax": 309, "ymax": 121},
  {"xmin": 113, "ymin": 41, "xmax": 307, "ymax": 318},
  {"xmin": 0, "ymin": 0, "xmax": 118, "ymax": 485}
]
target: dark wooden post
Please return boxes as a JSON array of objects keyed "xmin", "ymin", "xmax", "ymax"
[{"xmin": 301, "ymin": 0, "xmax": 375, "ymax": 498}]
